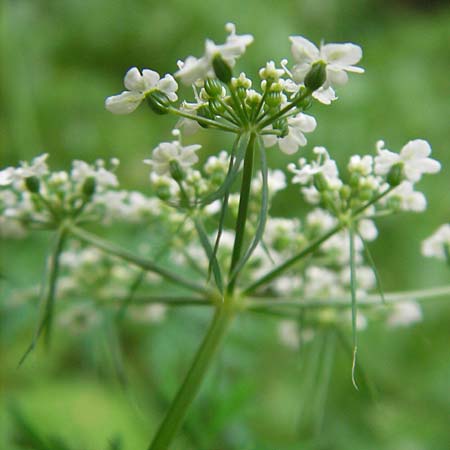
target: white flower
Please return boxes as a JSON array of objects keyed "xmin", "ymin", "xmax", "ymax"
[
  {"xmin": 278, "ymin": 320, "xmax": 300, "ymax": 349},
  {"xmin": 348, "ymin": 155, "xmax": 373, "ymax": 176},
  {"xmin": 306, "ymin": 208, "xmax": 337, "ymax": 231},
  {"xmin": 105, "ymin": 67, "xmax": 178, "ymax": 114},
  {"xmin": 71, "ymin": 160, "xmax": 118, "ymax": 190},
  {"xmin": 387, "ymin": 301, "xmax": 422, "ymax": 327},
  {"xmin": 289, "ymin": 36, "xmax": 364, "ymax": 104},
  {"xmin": 263, "ymin": 113, "xmax": 317, "ymax": 154},
  {"xmin": 144, "ymin": 140, "xmax": 201, "ymax": 176},
  {"xmin": 175, "ymin": 23, "xmax": 254, "ymax": 85},
  {"xmin": 0, "ymin": 167, "xmax": 15, "ymax": 186},
  {"xmin": 288, "ymin": 146, "xmax": 341, "ymax": 187},
  {"xmin": 389, "ymin": 181, "xmax": 427, "ymax": 212},
  {"xmin": 358, "ymin": 219, "xmax": 378, "ymax": 241},
  {"xmin": 421, "ymin": 223, "xmax": 450, "ymax": 260},
  {"xmin": 259, "ymin": 61, "xmax": 285, "ymax": 81},
  {"xmin": 374, "ymin": 139, "xmax": 440, "ymax": 183}
]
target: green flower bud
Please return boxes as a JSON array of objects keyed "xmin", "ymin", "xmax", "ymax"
[
  {"xmin": 169, "ymin": 160, "xmax": 185, "ymax": 182},
  {"xmin": 273, "ymin": 118, "xmax": 289, "ymax": 138},
  {"xmin": 204, "ymin": 78, "xmax": 223, "ymax": 97},
  {"xmin": 212, "ymin": 55, "xmax": 232, "ymax": 84},
  {"xmin": 155, "ymin": 185, "xmax": 172, "ymax": 201},
  {"xmin": 146, "ymin": 91, "xmax": 170, "ymax": 114},
  {"xmin": 265, "ymin": 91, "xmax": 282, "ymax": 108},
  {"xmin": 304, "ymin": 61, "xmax": 327, "ymax": 91},
  {"xmin": 359, "ymin": 188, "xmax": 373, "ymax": 202},
  {"xmin": 197, "ymin": 104, "xmax": 214, "ymax": 128},
  {"xmin": 209, "ymin": 99, "xmax": 225, "ymax": 115},
  {"xmin": 387, "ymin": 163, "xmax": 404, "ymax": 187},
  {"xmin": 313, "ymin": 172, "xmax": 329, "ymax": 192},
  {"xmin": 339, "ymin": 184, "xmax": 351, "ymax": 200},
  {"xmin": 236, "ymin": 86, "xmax": 247, "ymax": 100},
  {"xmin": 348, "ymin": 172, "xmax": 360, "ymax": 188},
  {"xmin": 82, "ymin": 176, "xmax": 96, "ymax": 198},
  {"xmin": 24, "ymin": 176, "xmax": 40, "ymax": 193}
]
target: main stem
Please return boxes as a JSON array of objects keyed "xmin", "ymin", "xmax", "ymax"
[
  {"xmin": 148, "ymin": 303, "xmax": 234, "ymax": 450},
  {"xmin": 227, "ymin": 132, "xmax": 256, "ymax": 295}
]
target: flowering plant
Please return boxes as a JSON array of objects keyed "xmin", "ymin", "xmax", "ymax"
[{"xmin": 1, "ymin": 23, "xmax": 448, "ymax": 450}]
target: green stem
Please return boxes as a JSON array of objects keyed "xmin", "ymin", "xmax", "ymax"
[
  {"xmin": 148, "ymin": 303, "xmax": 235, "ymax": 450},
  {"xmin": 227, "ymin": 132, "xmax": 256, "ymax": 294},
  {"xmin": 68, "ymin": 225, "xmax": 208, "ymax": 296},
  {"xmin": 245, "ymin": 285, "xmax": 450, "ymax": 310},
  {"xmin": 168, "ymin": 107, "xmax": 240, "ymax": 133},
  {"xmin": 244, "ymin": 224, "xmax": 343, "ymax": 295}
]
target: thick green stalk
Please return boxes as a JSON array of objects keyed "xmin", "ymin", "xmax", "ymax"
[
  {"xmin": 227, "ymin": 132, "xmax": 256, "ymax": 294},
  {"xmin": 148, "ymin": 303, "xmax": 235, "ymax": 450}
]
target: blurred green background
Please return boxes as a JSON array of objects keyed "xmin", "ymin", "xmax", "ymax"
[{"xmin": 1, "ymin": 0, "xmax": 449, "ymax": 449}]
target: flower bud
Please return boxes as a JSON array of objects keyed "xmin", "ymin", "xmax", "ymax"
[
  {"xmin": 82, "ymin": 176, "xmax": 96, "ymax": 199},
  {"xmin": 146, "ymin": 91, "xmax": 170, "ymax": 114},
  {"xmin": 313, "ymin": 172, "xmax": 329, "ymax": 192},
  {"xmin": 24, "ymin": 176, "xmax": 40, "ymax": 193},
  {"xmin": 387, "ymin": 163, "xmax": 404, "ymax": 187},
  {"xmin": 304, "ymin": 61, "xmax": 327, "ymax": 91},
  {"xmin": 212, "ymin": 55, "xmax": 232, "ymax": 84},
  {"xmin": 265, "ymin": 91, "xmax": 282, "ymax": 108},
  {"xmin": 169, "ymin": 160, "xmax": 185, "ymax": 182},
  {"xmin": 339, "ymin": 185, "xmax": 351, "ymax": 200},
  {"xmin": 209, "ymin": 99, "xmax": 225, "ymax": 115},
  {"xmin": 204, "ymin": 78, "xmax": 223, "ymax": 97},
  {"xmin": 197, "ymin": 104, "xmax": 214, "ymax": 128},
  {"xmin": 273, "ymin": 118, "xmax": 289, "ymax": 138}
]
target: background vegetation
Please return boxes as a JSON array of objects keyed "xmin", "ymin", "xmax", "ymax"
[{"xmin": 1, "ymin": 0, "xmax": 449, "ymax": 449}]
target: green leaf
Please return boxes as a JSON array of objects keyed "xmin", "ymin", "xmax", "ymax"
[
  {"xmin": 229, "ymin": 137, "xmax": 268, "ymax": 281},
  {"xmin": 357, "ymin": 230, "xmax": 385, "ymax": 304},
  {"xmin": 19, "ymin": 227, "xmax": 67, "ymax": 366},
  {"xmin": 194, "ymin": 217, "xmax": 224, "ymax": 293},
  {"xmin": 207, "ymin": 152, "xmax": 234, "ymax": 283},
  {"xmin": 349, "ymin": 226, "xmax": 359, "ymax": 390}
]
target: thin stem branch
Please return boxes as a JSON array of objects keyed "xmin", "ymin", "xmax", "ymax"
[
  {"xmin": 245, "ymin": 285, "xmax": 450, "ymax": 310},
  {"xmin": 68, "ymin": 225, "xmax": 208, "ymax": 296},
  {"xmin": 168, "ymin": 107, "xmax": 240, "ymax": 133}
]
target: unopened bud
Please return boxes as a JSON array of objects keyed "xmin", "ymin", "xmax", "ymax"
[
  {"xmin": 340, "ymin": 185, "xmax": 351, "ymax": 200},
  {"xmin": 304, "ymin": 61, "xmax": 327, "ymax": 91},
  {"xmin": 212, "ymin": 55, "xmax": 232, "ymax": 84},
  {"xmin": 197, "ymin": 104, "xmax": 214, "ymax": 128},
  {"xmin": 204, "ymin": 78, "xmax": 223, "ymax": 97},
  {"xmin": 387, "ymin": 163, "xmax": 404, "ymax": 187},
  {"xmin": 146, "ymin": 91, "xmax": 170, "ymax": 114},
  {"xmin": 209, "ymin": 99, "xmax": 225, "ymax": 115},
  {"xmin": 169, "ymin": 160, "xmax": 185, "ymax": 182},
  {"xmin": 82, "ymin": 176, "xmax": 96, "ymax": 198},
  {"xmin": 24, "ymin": 176, "xmax": 40, "ymax": 193},
  {"xmin": 265, "ymin": 91, "xmax": 282, "ymax": 108},
  {"xmin": 313, "ymin": 172, "xmax": 329, "ymax": 192}
]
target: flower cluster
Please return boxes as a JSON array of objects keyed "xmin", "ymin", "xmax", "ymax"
[
  {"xmin": 105, "ymin": 24, "xmax": 365, "ymax": 156},
  {"xmin": 0, "ymin": 155, "xmax": 163, "ymax": 236}
]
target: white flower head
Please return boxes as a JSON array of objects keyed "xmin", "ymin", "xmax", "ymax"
[
  {"xmin": 288, "ymin": 146, "xmax": 341, "ymax": 187},
  {"xmin": 175, "ymin": 23, "xmax": 254, "ymax": 85},
  {"xmin": 289, "ymin": 36, "xmax": 364, "ymax": 104},
  {"xmin": 389, "ymin": 181, "xmax": 427, "ymax": 212},
  {"xmin": 105, "ymin": 67, "xmax": 178, "ymax": 114},
  {"xmin": 387, "ymin": 301, "xmax": 422, "ymax": 327},
  {"xmin": 421, "ymin": 223, "xmax": 450, "ymax": 261},
  {"xmin": 374, "ymin": 139, "xmax": 441, "ymax": 183},
  {"xmin": 263, "ymin": 113, "xmax": 317, "ymax": 154},
  {"xmin": 144, "ymin": 137, "xmax": 201, "ymax": 177},
  {"xmin": 348, "ymin": 155, "xmax": 373, "ymax": 176}
]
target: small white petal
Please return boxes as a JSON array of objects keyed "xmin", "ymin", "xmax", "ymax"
[{"xmin": 105, "ymin": 91, "xmax": 143, "ymax": 114}]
